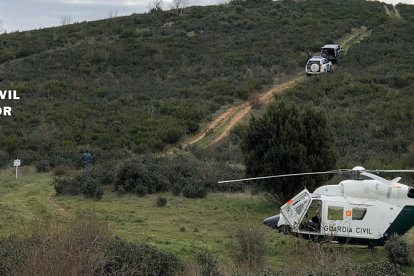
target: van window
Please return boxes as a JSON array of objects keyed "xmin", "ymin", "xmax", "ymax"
[
  {"xmin": 352, "ymin": 208, "xmax": 367, "ymax": 220},
  {"xmin": 328, "ymin": 206, "xmax": 343, "ymax": 220}
]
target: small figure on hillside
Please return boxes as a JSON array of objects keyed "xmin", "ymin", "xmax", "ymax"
[
  {"xmin": 306, "ymin": 51, "xmax": 313, "ymax": 62},
  {"xmin": 81, "ymin": 149, "xmax": 92, "ymax": 173}
]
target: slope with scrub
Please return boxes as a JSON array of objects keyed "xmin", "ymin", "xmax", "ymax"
[
  {"xmin": 186, "ymin": 26, "xmax": 371, "ymax": 148},
  {"xmin": 0, "ymin": 0, "xmax": 388, "ymax": 166},
  {"xmin": 276, "ymin": 3, "xmax": 414, "ymax": 168}
]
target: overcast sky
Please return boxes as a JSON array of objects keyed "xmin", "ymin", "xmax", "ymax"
[{"xmin": 0, "ymin": 0, "xmax": 413, "ymax": 32}]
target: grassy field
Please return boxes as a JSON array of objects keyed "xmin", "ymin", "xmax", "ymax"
[
  {"xmin": 0, "ymin": 167, "xmax": 285, "ymax": 265},
  {"xmin": 2, "ymin": 167, "xmax": 414, "ymax": 273}
]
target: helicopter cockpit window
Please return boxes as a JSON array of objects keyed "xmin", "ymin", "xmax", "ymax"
[
  {"xmin": 292, "ymin": 194, "xmax": 311, "ymax": 215},
  {"xmin": 352, "ymin": 208, "xmax": 367, "ymax": 220},
  {"xmin": 407, "ymin": 188, "xmax": 414, "ymax": 199},
  {"xmin": 300, "ymin": 200, "xmax": 322, "ymax": 232},
  {"xmin": 327, "ymin": 206, "xmax": 343, "ymax": 220}
]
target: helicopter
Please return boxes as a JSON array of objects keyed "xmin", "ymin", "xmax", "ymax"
[{"xmin": 219, "ymin": 166, "xmax": 414, "ymax": 248}]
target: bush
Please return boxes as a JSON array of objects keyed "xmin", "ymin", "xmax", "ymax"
[
  {"xmin": 0, "ymin": 236, "xmax": 33, "ymax": 275},
  {"xmin": 53, "ymin": 176, "xmax": 81, "ymax": 196},
  {"xmin": 283, "ymin": 239, "xmax": 356, "ymax": 276},
  {"xmin": 54, "ymin": 174, "xmax": 103, "ymax": 200},
  {"xmin": 0, "ymin": 150, "xmax": 9, "ymax": 169},
  {"xmin": 81, "ymin": 177, "xmax": 104, "ymax": 200},
  {"xmin": 234, "ymin": 224, "xmax": 266, "ymax": 271},
  {"xmin": 135, "ymin": 184, "xmax": 149, "ymax": 197},
  {"xmin": 53, "ymin": 165, "xmax": 69, "ymax": 176},
  {"xmin": 90, "ymin": 163, "xmax": 117, "ymax": 186},
  {"xmin": 0, "ymin": 214, "xmax": 184, "ymax": 275},
  {"xmin": 358, "ymin": 260, "xmax": 404, "ymax": 276},
  {"xmin": 196, "ymin": 249, "xmax": 221, "ymax": 276},
  {"xmin": 103, "ymin": 239, "xmax": 183, "ymax": 276},
  {"xmin": 385, "ymin": 234, "xmax": 411, "ymax": 265},
  {"xmin": 13, "ymin": 213, "xmax": 110, "ymax": 275},
  {"xmin": 241, "ymin": 101, "xmax": 336, "ymax": 200},
  {"xmin": 116, "ymin": 160, "xmax": 170, "ymax": 196},
  {"xmin": 36, "ymin": 160, "xmax": 50, "ymax": 173},
  {"xmin": 182, "ymin": 182, "xmax": 207, "ymax": 199},
  {"xmin": 171, "ymin": 184, "xmax": 182, "ymax": 196},
  {"xmin": 156, "ymin": 196, "xmax": 167, "ymax": 207}
]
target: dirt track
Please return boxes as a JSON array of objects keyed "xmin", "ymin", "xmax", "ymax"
[
  {"xmin": 384, "ymin": 5, "xmax": 401, "ymax": 20},
  {"xmin": 182, "ymin": 27, "xmax": 371, "ymax": 149}
]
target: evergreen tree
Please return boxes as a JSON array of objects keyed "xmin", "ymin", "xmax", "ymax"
[{"xmin": 242, "ymin": 101, "xmax": 336, "ymax": 201}]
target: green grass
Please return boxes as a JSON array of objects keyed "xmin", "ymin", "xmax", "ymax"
[
  {"xmin": 0, "ymin": 167, "xmax": 287, "ymax": 264},
  {"xmin": 0, "ymin": 167, "xmax": 62, "ymax": 234},
  {"xmin": 2, "ymin": 167, "xmax": 414, "ymax": 272}
]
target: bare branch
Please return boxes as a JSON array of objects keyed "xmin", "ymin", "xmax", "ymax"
[
  {"xmin": 108, "ymin": 9, "xmax": 118, "ymax": 18},
  {"xmin": 60, "ymin": 16, "xmax": 72, "ymax": 26},
  {"xmin": 148, "ymin": 0, "xmax": 163, "ymax": 12},
  {"xmin": 0, "ymin": 18, "xmax": 4, "ymax": 33},
  {"xmin": 170, "ymin": 0, "xmax": 188, "ymax": 14}
]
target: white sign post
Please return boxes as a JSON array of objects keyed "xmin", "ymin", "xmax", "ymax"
[{"xmin": 13, "ymin": 159, "xmax": 21, "ymax": 179}]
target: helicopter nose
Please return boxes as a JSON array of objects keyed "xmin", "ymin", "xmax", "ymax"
[{"xmin": 263, "ymin": 215, "xmax": 280, "ymax": 229}]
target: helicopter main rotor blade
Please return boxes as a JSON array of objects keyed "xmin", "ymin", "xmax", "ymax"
[
  {"xmin": 217, "ymin": 171, "xmax": 340, "ymax": 184},
  {"xmin": 360, "ymin": 171, "xmax": 391, "ymax": 185},
  {"xmin": 367, "ymin": 169, "xmax": 414, "ymax": 173},
  {"xmin": 217, "ymin": 166, "xmax": 414, "ymax": 184}
]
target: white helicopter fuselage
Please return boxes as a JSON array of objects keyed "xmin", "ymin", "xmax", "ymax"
[{"xmin": 270, "ymin": 178, "xmax": 414, "ymax": 245}]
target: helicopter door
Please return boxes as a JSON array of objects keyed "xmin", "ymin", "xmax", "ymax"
[{"xmin": 280, "ymin": 189, "xmax": 312, "ymax": 229}]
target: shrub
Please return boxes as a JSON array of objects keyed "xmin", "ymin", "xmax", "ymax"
[
  {"xmin": 116, "ymin": 160, "xmax": 170, "ymax": 195},
  {"xmin": 234, "ymin": 224, "xmax": 266, "ymax": 271},
  {"xmin": 358, "ymin": 260, "xmax": 404, "ymax": 276},
  {"xmin": 13, "ymin": 213, "xmax": 110, "ymax": 275},
  {"xmin": 36, "ymin": 160, "xmax": 50, "ymax": 173},
  {"xmin": 81, "ymin": 177, "xmax": 104, "ymax": 200},
  {"xmin": 54, "ymin": 174, "xmax": 103, "ymax": 200},
  {"xmin": 182, "ymin": 183, "xmax": 207, "ymax": 199},
  {"xmin": 135, "ymin": 184, "xmax": 149, "ymax": 197},
  {"xmin": 0, "ymin": 150, "xmax": 9, "ymax": 169},
  {"xmin": 241, "ymin": 101, "xmax": 336, "ymax": 200},
  {"xmin": 385, "ymin": 234, "xmax": 411, "ymax": 265},
  {"xmin": 283, "ymin": 239, "xmax": 357, "ymax": 276},
  {"xmin": 47, "ymin": 149, "xmax": 78, "ymax": 168},
  {"xmin": 0, "ymin": 236, "xmax": 33, "ymax": 275},
  {"xmin": 196, "ymin": 249, "xmax": 221, "ymax": 276},
  {"xmin": 90, "ymin": 163, "xmax": 117, "ymax": 186},
  {"xmin": 52, "ymin": 165, "xmax": 69, "ymax": 176},
  {"xmin": 171, "ymin": 184, "xmax": 182, "ymax": 196},
  {"xmin": 103, "ymin": 239, "xmax": 183, "ymax": 276},
  {"xmin": 53, "ymin": 176, "xmax": 81, "ymax": 196},
  {"xmin": 156, "ymin": 196, "xmax": 167, "ymax": 207},
  {"xmin": 12, "ymin": 149, "xmax": 41, "ymax": 165}
]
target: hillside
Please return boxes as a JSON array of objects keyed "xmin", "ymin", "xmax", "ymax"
[
  {"xmin": 275, "ymin": 3, "xmax": 414, "ymax": 168},
  {"xmin": 0, "ymin": 0, "xmax": 388, "ymax": 168},
  {"xmin": 2, "ymin": 1, "xmax": 414, "ymax": 275}
]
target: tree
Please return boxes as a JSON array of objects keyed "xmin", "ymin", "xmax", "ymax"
[
  {"xmin": 148, "ymin": 0, "xmax": 163, "ymax": 12},
  {"xmin": 170, "ymin": 0, "xmax": 188, "ymax": 15},
  {"xmin": 60, "ymin": 16, "xmax": 72, "ymax": 26},
  {"xmin": 241, "ymin": 101, "xmax": 336, "ymax": 201},
  {"xmin": 108, "ymin": 9, "xmax": 118, "ymax": 18},
  {"xmin": 0, "ymin": 18, "xmax": 4, "ymax": 33}
]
